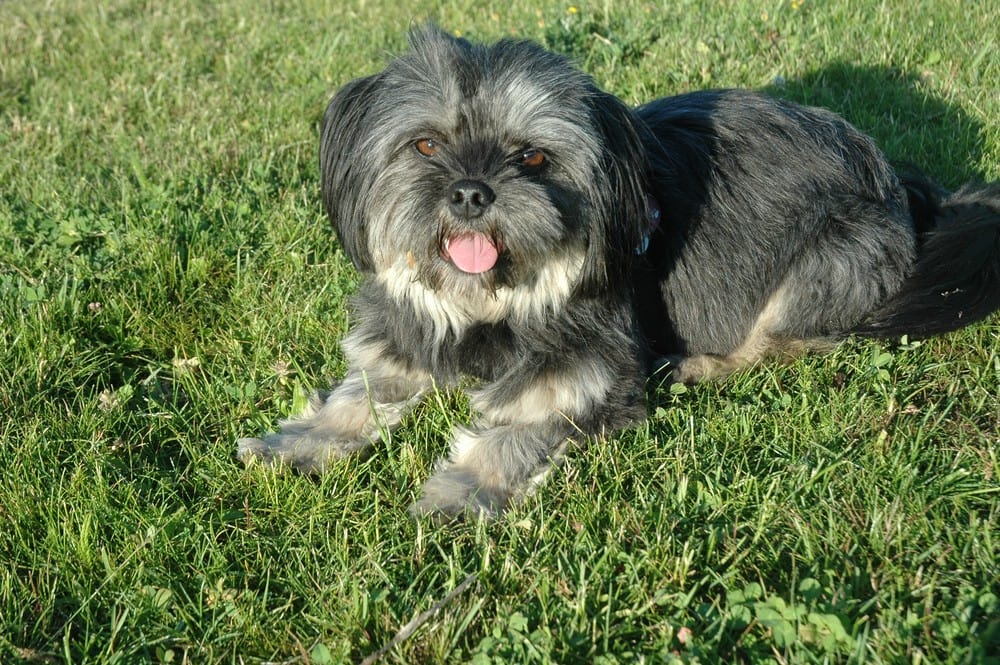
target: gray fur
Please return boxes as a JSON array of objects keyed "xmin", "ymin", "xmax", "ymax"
[{"xmin": 238, "ymin": 27, "xmax": 1000, "ymax": 522}]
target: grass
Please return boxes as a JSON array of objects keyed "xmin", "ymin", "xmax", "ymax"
[{"xmin": 1, "ymin": 0, "xmax": 997, "ymax": 662}]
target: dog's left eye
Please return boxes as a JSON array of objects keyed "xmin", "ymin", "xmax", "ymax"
[
  {"xmin": 414, "ymin": 138, "xmax": 440, "ymax": 157},
  {"xmin": 517, "ymin": 149, "xmax": 546, "ymax": 168}
]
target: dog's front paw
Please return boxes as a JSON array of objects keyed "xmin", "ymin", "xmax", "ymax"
[
  {"xmin": 409, "ymin": 466, "xmax": 509, "ymax": 524},
  {"xmin": 236, "ymin": 430, "xmax": 370, "ymax": 474},
  {"xmin": 236, "ymin": 436, "xmax": 280, "ymax": 466}
]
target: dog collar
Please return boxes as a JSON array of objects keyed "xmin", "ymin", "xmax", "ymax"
[{"xmin": 636, "ymin": 193, "xmax": 662, "ymax": 255}]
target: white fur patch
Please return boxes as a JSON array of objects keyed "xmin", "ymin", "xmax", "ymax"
[
  {"xmin": 449, "ymin": 425, "xmax": 481, "ymax": 466},
  {"xmin": 342, "ymin": 333, "xmax": 399, "ymax": 373},
  {"xmin": 376, "ymin": 250, "xmax": 585, "ymax": 344},
  {"xmin": 473, "ymin": 359, "xmax": 613, "ymax": 426}
]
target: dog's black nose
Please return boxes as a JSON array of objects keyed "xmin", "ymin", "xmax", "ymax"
[{"xmin": 447, "ymin": 179, "xmax": 495, "ymax": 219}]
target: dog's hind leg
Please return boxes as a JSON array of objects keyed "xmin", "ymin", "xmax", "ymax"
[
  {"xmin": 237, "ymin": 332, "xmax": 431, "ymax": 473},
  {"xmin": 665, "ymin": 284, "xmax": 837, "ymax": 384},
  {"xmin": 665, "ymin": 200, "xmax": 917, "ymax": 384}
]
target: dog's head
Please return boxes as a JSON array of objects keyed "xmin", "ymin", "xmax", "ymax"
[{"xmin": 320, "ymin": 27, "xmax": 647, "ymax": 318}]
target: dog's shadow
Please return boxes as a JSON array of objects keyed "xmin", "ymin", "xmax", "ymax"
[{"xmin": 764, "ymin": 61, "xmax": 989, "ymax": 187}]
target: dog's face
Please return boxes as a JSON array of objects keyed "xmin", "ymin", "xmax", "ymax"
[{"xmin": 320, "ymin": 27, "xmax": 647, "ymax": 322}]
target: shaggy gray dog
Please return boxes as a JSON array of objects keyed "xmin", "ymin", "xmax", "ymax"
[{"xmin": 238, "ymin": 27, "xmax": 1000, "ymax": 522}]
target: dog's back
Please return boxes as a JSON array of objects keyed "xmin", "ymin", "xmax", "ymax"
[{"xmin": 635, "ymin": 89, "xmax": 1000, "ymax": 382}]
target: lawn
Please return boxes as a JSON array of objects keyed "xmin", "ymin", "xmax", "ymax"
[{"xmin": 1, "ymin": 0, "xmax": 997, "ymax": 663}]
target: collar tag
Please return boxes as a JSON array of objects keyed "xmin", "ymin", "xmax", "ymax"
[{"xmin": 636, "ymin": 193, "xmax": 662, "ymax": 255}]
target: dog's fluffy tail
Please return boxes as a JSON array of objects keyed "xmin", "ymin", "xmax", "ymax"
[{"xmin": 853, "ymin": 178, "xmax": 1000, "ymax": 338}]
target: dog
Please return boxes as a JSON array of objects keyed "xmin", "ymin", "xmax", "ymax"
[{"xmin": 237, "ymin": 26, "xmax": 1000, "ymax": 522}]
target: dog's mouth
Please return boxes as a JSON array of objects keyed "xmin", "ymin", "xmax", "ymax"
[{"xmin": 441, "ymin": 232, "xmax": 501, "ymax": 274}]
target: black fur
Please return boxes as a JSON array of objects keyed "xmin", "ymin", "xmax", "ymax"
[{"xmin": 854, "ymin": 183, "xmax": 1000, "ymax": 337}]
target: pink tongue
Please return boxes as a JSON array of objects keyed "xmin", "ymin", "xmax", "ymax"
[{"xmin": 446, "ymin": 233, "xmax": 499, "ymax": 273}]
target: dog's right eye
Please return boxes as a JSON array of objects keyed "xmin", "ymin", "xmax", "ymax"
[{"xmin": 413, "ymin": 138, "xmax": 440, "ymax": 157}]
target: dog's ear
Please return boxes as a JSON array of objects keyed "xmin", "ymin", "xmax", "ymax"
[
  {"xmin": 319, "ymin": 74, "xmax": 384, "ymax": 272},
  {"xmin": 577, "ymin": 90, "xmax": 648, "ymax": 297}
]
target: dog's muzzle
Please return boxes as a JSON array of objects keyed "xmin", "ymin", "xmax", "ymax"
[{"xmin": 441, "ymin": 179, "xmax": 501, "ymax": 273}]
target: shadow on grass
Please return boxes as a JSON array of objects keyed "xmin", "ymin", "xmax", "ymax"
[{"xmin": 763, "ymin": 61, "xmax": 988, "ymax": 187}]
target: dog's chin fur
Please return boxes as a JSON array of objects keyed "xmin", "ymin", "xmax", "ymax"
[
  {"xmin": 238, "ymin": 26, "xmax": 1000, "ymax": 523},
  {"xmin": 377, "ymin": 246, "xmax": 587, "ymax": 344}
]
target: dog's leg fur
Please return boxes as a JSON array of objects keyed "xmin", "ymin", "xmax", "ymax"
[
  {"xmin": 668, "ymin": 283, "xmax": 840, "ymax": 383},
  {"xmin": 411, "ymin": 354, "xmax": 641, "ymax": 521},
  {"xmin": 237, "ymin": 332, "xmax": 431, "ymax": 473},
  {"xmin": 411, "ymin": 420, "xmax": 576, "ymax": 521}
]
